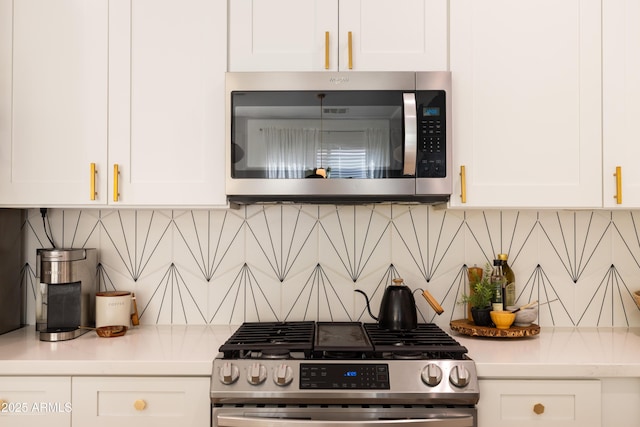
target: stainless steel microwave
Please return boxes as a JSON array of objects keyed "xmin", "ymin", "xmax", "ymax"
[{"xmin": 225, "ymin": 71, "xmax": 452, "ymax": 204}]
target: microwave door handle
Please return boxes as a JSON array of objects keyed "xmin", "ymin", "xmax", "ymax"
[
  {"xmin": 402, "ymin": 93, "xmax": 417, "ymax": 176},
  {"xmin": 216, "ymin": 415, "xmax": 474, "ymax": 427}
]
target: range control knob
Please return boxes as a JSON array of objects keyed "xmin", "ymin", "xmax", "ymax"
[
  {"xmin": 273, "ymin": 363, "xmax": 294, "ymax": 386},
  {"xmin": 218, "ymin": 362, "xmax": 239, "ymax": 385},
  {"xmin": 421, "ymin": 363, "xmax": 443, "ymax": 387},
  {"xmin": 449, "ymin": 365, "xmax": 470, "ymax": 388},
  {"xmin": 247, "ymin": 362, "xmax": 267, "ymax": 385}
]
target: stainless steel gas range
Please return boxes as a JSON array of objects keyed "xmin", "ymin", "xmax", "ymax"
[{"xmin": 211, "ymin": 322, "xmax": 479, "ymax": 427}]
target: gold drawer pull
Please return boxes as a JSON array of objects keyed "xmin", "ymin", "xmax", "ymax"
[
  {"xmin": 113, "ymin": 164, "xmax": 120, "ymax": 202},
  {"xmin": 348, "ymin": 31, "xmax": 353, "ymax": 69},
  {"xmin": 460, "ymin": 165, "xmax": 467, "ymax": 203},
  {"xmin": 533, "ymin": 403, "xmax": 545, "ymax": 415},
  {"xmin": 90, "ymin": 163, "xmax": 97, "ymax": 200},
  {"xmin": 325, "ymin": 31, "xmax": 330, "ymax": 69},
  {"xmin": 133, "ymin": 399, "xmax": 147, "ymax": 411},
  {"xmin": 614, "ymin": 166, "xmax": 622, "ymax": 204}
]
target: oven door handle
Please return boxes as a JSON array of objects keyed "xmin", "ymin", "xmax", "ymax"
[
  {"xmin": 216, "ymin": 415, "xmax": 474, "ymax": 427},
  {"xmin": 402, "ymin": 92, "xmax": 417, "ymax": 177}
]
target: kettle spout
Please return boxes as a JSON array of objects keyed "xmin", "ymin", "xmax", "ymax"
[{"xmin": 354, "ymin": 289, "xmax": 378, "ymax": 321}]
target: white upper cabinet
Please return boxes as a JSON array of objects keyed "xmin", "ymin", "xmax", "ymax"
[
  {"xmin": 0, "ymin": 0, "xmax": 226, "ymax": 207},
  {"xmin": 229, "ymin": 0, "xmax": 338, "ymax": 71},
  {"xmin": 603, "ymin": 0, "xmax": 640, "ymax": 208},
  {"xmin": 0, "ymin": 0, "xmax": 108, "ymax": 206},
  {"xmin": 229, "ymin": 0, "xmax": 447, "ymax": 71},
  {"xmin": 449, "ymin": 0, "xmax": 602, "ymax": 208},
  {"xmin": 339, "ymin": 0, "xmax": 447, "ymax": 71},
  {"xmin": 108, "ymin": 0, "xmax": 226, "ymax": 206}
]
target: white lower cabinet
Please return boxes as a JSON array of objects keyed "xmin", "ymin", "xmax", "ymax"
[
  {"xmin": 0, "ymin": 376, "xmax": 71, "ymax": 427},
  {"xmin": 477, "ymin": 379, "xmax": 601, "ymax": 427},
  {"xmin": 72, "ymin": 377, "xmax": 210, "ymax": 427}
]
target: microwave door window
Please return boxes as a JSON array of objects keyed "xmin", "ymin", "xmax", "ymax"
[
  {"xmin": 264, "ymin": 127, "xmax": 318, "ymax": 178},
  {"xmin": 230, "ymin": 91, "xmax": 406, "ymax": 179}
]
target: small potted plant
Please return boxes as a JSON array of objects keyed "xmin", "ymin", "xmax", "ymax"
[{"xmin": 460, "ymin": 265, "xmax": 494, "ymax": 326}]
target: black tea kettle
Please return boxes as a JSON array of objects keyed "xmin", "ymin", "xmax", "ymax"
[{"xmin": 355, "ymin": 278, "xmax": 417, "ymax": 331}]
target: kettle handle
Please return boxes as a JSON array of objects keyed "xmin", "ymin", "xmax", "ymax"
[
  {"xmin": 354, "ymin": 289, "xmax": 378, "ymax": 321},
  {"xmin": 414, "ymin": 288, "xmax": 444, "ymax": 315}
]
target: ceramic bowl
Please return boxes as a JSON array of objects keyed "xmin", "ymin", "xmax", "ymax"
[
  {"xmin": 490, "ymin": 310, "xmax": 515, "ymax": 329},
  {"xmin": 507, "ymin": 305, "xmax": 539, "ymax": 327}
]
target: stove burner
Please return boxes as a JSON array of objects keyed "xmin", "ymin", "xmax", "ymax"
[
  {"xmin": 219, "ymin": 321, "xmax": 315, "ymax": 359},
  {"xmin": 259, "ymin": 348, "xmax": 291, "ymax": 359},
  {"xmin": 321, "ymin": 351, "xmax": 363, "ymax": 359},
  {"xmin": 389, "ymin": 351, "xmax": 423, "ymax": 360},
  {"xmin": 364, "ymin": 323, "xmax": 468, "ymax": 359}
]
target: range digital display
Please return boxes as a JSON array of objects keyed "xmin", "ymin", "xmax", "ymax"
[{"xmin": 300, "ymin": 363, "xmax": 390, "ymax": 390}]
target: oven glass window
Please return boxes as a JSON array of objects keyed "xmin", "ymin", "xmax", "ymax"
[{"xmin": 231, "ymin": 91, "xmax": 405, "ymax": 179}]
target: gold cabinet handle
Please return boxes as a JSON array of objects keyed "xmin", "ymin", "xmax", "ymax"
[
  {"xmin": 90, "ymin": 163, "xmax": 97, "ymax": 201},
  {"xmin": 113, "ymin": 164, "xmax": 120, "ymax": 202},
  {"xmin": 533, "ymin": 403, "xmax": 545, "ymax": 415},
  {"xmin": 133, "ymin": 399, "xmax": 147, "ymax": 411},
  {"xmin": 325, "ymin": 31, "xmax": 330, "ymax": 69},
  {"xmin": 348, "ymin": 31, "xmax": 353, "ymax": 69},
  {"xmin": 460, "ymin": 165, "xmax": 467, "ymax": 203},
  {"xmin": 614, "ymin": 166, "xmax": 622, "ymax": 204}
]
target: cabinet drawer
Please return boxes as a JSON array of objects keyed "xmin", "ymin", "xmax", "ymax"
[
  {"xmin": 0, "ymin": 376, "xmax": 71, "ymax": 427},
  {"xmin": 72, "ymin": 376, "xmax": 209, "ymax": 427},
  {"xmin": 478, "ymin": 379, "xmax": 601, "ymax": 427}
]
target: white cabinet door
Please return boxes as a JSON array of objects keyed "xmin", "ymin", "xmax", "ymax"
[
  {"xmin": 108, "ymin": 0, "xmax": 226, "ymax": 206},
  {"xmin": 0, "ymin": 376, "xmax": 71, "ymax": 427},
  {"xmin": 229, "ymin": 0, "xmax": 338, "ymax": 71},
  {"xmin": 449, "ymin": 0, "xmax": 602, "ymax": 208},
  {"xmin": 229, "ymin": 0, "xmax": 447, "ymax": 72},
  {"xmin": 339, "ymin": 0, "xmax": 447, "ymax": 71},
  {"xmin": 71, "ymin": 376, "xmax": 210, "ymax": 427},
  {"xmin": 0, "ymin": 0, "xmax": 108, "ymax": 206},
  {"xmin": 603, "ymin": 0, "xmax": 640, "ymax": 207},
  {"xmin": 478, "ymin": 379, "xmax": 601, "ymax": 427}
]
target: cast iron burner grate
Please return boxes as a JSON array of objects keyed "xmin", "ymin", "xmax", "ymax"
[
  {"xmin": 219, "ymin": 321, "xmax": 315, "ymax": 359},
  {"xmin": 364, "ymin": 323, "xmax": 469, "ymax": 359},
  {"xmin": 219, "ymin": 322, "xmax": 468, "ymax": 360}
]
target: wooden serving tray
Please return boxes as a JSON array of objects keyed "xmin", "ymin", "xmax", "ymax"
[{"xmin": 450, "ymin": 318, "xmax": 540, "ymax": 338}]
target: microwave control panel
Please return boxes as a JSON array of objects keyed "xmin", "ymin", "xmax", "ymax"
[{"xmin": 416, "ymin": 91, "xmax": 446, "ymax": 178}]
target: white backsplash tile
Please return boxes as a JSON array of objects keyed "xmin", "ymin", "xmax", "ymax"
[{"xmin": 23, "ymin": 207, "xmax": 640, "ymax": 329}]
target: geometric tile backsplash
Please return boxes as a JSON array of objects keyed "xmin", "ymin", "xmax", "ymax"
[{"xmin": 23, "ymin": 206, "xmax": 640, "ymax": 328}]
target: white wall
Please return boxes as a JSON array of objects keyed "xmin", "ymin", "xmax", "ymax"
[{"xmin": 23, "ymin": 206, "xmax": 640, "ymax": 328}]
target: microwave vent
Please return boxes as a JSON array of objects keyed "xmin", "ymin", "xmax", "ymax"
[{"xmin": 323, "ymin": 108, "xmax": 349, "ymax": 114}]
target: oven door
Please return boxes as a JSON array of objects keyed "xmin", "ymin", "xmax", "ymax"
[{"xmin": 213, "ymin": 405, "xmax": 476, "ymax": 427}]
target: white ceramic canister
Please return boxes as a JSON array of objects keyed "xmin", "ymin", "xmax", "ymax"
[{"xmin": 95, "ymin": 291, "xmax": 133, "ymax": 329}]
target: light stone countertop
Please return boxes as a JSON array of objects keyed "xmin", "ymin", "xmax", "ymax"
[
  {"xmin": 0, "ymin": 324, "xmax": 236, "ymax": 376},
  {"xmin": 450, "ymin": 326, "xmax": 640, "ymax": 378},
  {"xmin": 2, "ymin": 324, "xmax": 640, "ymax": 379}
]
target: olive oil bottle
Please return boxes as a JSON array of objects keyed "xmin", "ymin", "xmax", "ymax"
[
  {"xmin": 490, "ymin": 259, "xmax": 505, "ymax": 311},
  {"xmin": 498, "ymin": 253, "xmax": 516, "ymax": 308}
]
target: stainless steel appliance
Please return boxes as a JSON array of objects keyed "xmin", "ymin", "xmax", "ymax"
[
  {"xmin": 36, "ymin": 248, "xmax": 97, "ymax": 342},
  {"xmin": 226, "ymin": 71, "xmax": 452, "ymax": 204},
  {"xmin": 0, "ymin": 209, "xmax": 25, "ymax": 335},
  {"xmin": 211, "ymin": 322, "xmax": 479, "ymax": 427}
]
